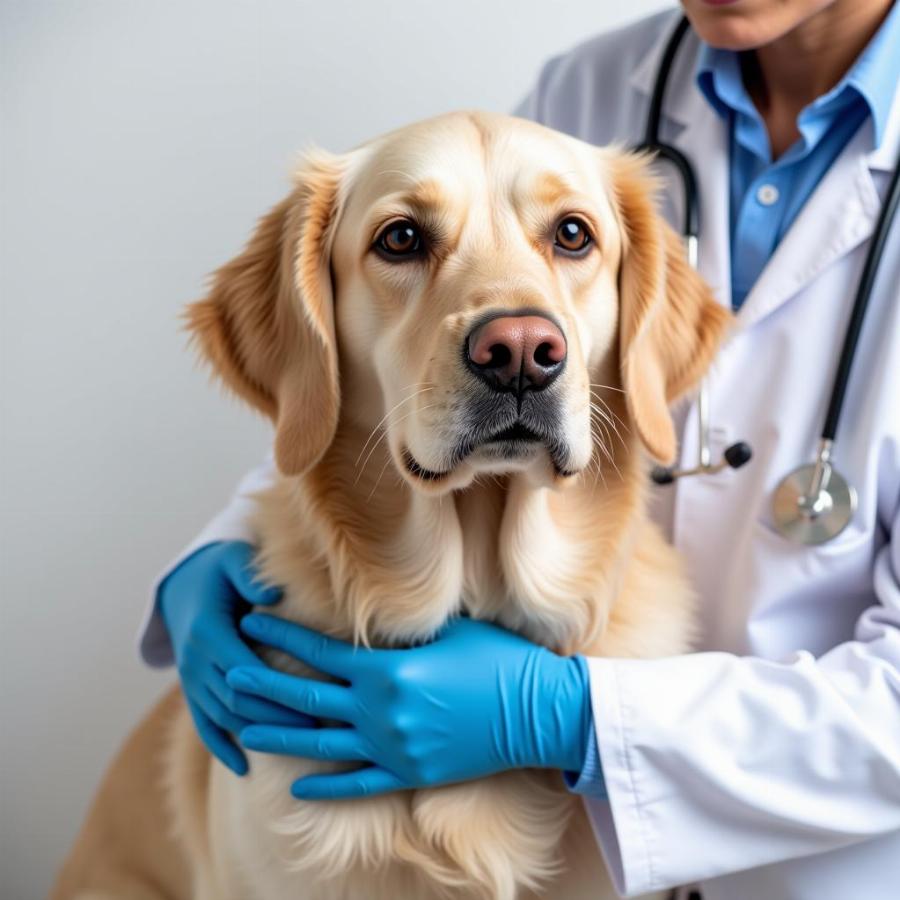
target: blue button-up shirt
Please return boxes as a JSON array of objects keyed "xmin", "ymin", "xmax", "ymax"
[{"xmin": 695, "ymin": 1, "xmax": 900, "ymax": 310}]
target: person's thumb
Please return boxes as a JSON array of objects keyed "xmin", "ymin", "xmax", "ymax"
[{"xmin": 221, "ymin": 541, "xmax": 282, "ymax": 606}]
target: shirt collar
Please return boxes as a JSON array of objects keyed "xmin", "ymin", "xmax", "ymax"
[{"xmin": 695, "ymin": 0, "xmax": 900, "ymax": 149}]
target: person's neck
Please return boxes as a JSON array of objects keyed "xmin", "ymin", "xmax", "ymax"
[{"xmin": 742, "ymin": 0, "xmax": 894, "ymax": 158}]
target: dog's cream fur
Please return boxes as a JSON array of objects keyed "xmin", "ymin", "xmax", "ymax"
[{"xmin": 53, "ymin": 111, "xmax": 730, "ymax": 900}]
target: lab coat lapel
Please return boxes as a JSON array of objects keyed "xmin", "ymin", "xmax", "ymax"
[{"xmin": 735, "ymin": 123, "xmax": 885, "ymax": 329}]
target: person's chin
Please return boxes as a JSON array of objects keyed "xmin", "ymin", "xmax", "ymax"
[{"xmin": 682, "ymin": 0, "xmax": 791, "ymax": 52}]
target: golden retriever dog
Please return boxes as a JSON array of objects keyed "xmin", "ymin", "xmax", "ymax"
[{"xmin": 53, "ymin": 110, "xmax": 730, "ymax": 900}]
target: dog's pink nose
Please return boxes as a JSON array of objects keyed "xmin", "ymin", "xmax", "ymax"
[{"xmin": 466, "ymin": 313, "xmax": 567, "ymax": 393}]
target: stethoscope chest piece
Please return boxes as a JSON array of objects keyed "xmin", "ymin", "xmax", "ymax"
[{"xmin": 772, "ymin": 443, "xmax": 857, "ymax": 545}]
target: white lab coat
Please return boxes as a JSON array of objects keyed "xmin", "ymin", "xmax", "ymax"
[{"xmin": 140, "ymin": 10, "xmax": 900, "ymax": 899}]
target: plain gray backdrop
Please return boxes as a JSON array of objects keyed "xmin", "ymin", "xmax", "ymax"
[{"xmin": 0, "ymin": 1, "xmax": 670, "ymax": 895}]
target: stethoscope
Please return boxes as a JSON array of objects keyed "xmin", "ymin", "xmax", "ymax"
[{"xmin": 636, "ymin": 16, "xmax": 900, "ymax": 546}]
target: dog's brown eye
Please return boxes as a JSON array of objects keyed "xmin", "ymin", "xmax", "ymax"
[
  {"xmin": 376, "ymin": 220, "xmax": 423, "ymax": 258},
  {"xmin": 554, "ymin": 217, "xmax": 592, "ymax": 254}
]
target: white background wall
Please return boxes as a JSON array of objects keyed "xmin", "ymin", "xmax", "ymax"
[{"xmin": 0, "ymin": 1, "xmax": 671, "ymax": 895}]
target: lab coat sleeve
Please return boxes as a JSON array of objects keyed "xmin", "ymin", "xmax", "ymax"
[
  {"xmin": 581, "ymin": 500, "xmax": 900, "ymax": 896},
  {"xmin": 137, "ymin": 453, "xmax": 277, "ymax": 668}
]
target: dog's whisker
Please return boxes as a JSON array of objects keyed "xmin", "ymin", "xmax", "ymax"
[
  {"xmin": 592, "ymin": 429, "xmax": 615, "ymax": 474},
  {"xmin": 356, "ymin": 403, "xmax": 443, "ymax": 488},
  {"xmin": 586, "ymin": 419, "xmax": 604, "ymax": 474},
  {"xmin": 586, "ymin": 421, "xmax": 608, "ymax": 491},
  {"xmin": 597, "ymin": 404, "xmax": 629, "ymax": 442},
  {"xmin": 589, "ymin": 404, "xmax": 623, "ymax": 481},
  {"xmin": 593, "ymin": 421, "xmax": 619, "ymax": 474},
  {"xmin": 590, "ymin": 403, "xmax": 615, "ymax": 437},
  {"xmin": 354, "ymin": 394, "xmax": 438, "ymax": 484},
  {"xmin": 367, "ymin": 453, "xmax": 397, "ymax": 503},
  {"xmin": 354, "ymin": 386, "xmax": 435, "ymax": 469},
  {"xmin": 589, "ymin": 389, "xmax": 630, "ymax": 438},
  {"xmin": 589, "ymin": 402, "xmax": 616, "ymax": 442},
  {"xmin": 592, "ymin": 447, "xmax": 610, "ymax": 489},
  {"xmin": 589, "ymin": 395, "xmax": 629, "ymax": 451},
  {"xmin": 588, "ymin": 381, "xmax": 626, "ymax": 394},
  {"xmin": 365, "ymin": 455, "xmax": 392, "ymax": 502}
]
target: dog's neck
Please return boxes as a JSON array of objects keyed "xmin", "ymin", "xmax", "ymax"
[{"xmin": 254, "ymin": 391, "xmax": 648, "ymax": 654}]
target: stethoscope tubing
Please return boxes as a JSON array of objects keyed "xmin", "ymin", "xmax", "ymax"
[
  {"xmin": 632, "ymin": 15, "xmax": 699, "ymax": 242},
  {"xmin": 822, "ymin": 159, "xmax": 900, "ymax": 441}
]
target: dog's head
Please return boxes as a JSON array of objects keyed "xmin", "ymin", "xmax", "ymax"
[{"xmin": 188, "ymin": 111, "xmax": 729, "ymax": 493}]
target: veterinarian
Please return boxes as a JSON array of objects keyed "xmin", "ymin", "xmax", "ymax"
[{"xmin": 141, "ymin": 0, "xmax": 900, "ymax": 897}]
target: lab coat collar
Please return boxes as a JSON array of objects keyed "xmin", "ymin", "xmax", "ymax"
[
  {"xmin": 627, "ymin": 19, "xmax": 900, "ymax": 330},
  {"xmin": 868, "ymin": 87, "xmax": 900, "ymax": 173},
  {"xmin": 628, "ymin": 16, "xmax": 701, "ymax": 130}
]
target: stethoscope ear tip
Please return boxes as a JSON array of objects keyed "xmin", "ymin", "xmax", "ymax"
[
  {"xmin": 724, "ymin": 441, "xmax": 753, "ymax": 470},
  {"xmin": 650, "ymin": 439, "xmax": 753, "ymax": 485}
]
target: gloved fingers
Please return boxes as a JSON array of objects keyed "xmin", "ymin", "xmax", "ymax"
[
  {"xmin": 199, "ymin": 685, "xmax": 255, "ymax": 736},
  {"xmin": 208, "ymin": 666, "xmax": 314, "ymax": 728},
  {"xmin": 185, "ymin": 697, "xmax": 248, "ymax": 776},
  {"xmin": 202, "ymin": 623, "xmax": 269, "ymax": 675},
  {"xmin": 240, "ymin": 614, "xmax": 361, "ymax": 679},
  {"xmin": 220, "ymin": 542, "xmax": 282, "ymax": 606},
  {"xmin": 227, "ymin": 666, "xmax": 355, "ymax": 723},
  {"xmin": 228, "ymin": 688, "xmax": 316, "ymax": 728},
  {"xmin": 240, "ymin": 726, "xmax": 370, "ymax": 761},
  {"xmin": 290, "ymin": 766, "xmax": 406, "ymax": 800}
]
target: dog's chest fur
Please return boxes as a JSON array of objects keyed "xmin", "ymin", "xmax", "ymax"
[{"xmin": 208, "ymin": 443, "xmax": 692, "ymax": 900}]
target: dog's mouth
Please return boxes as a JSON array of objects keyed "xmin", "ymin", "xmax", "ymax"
[
  {"xmin": 402, "ymin": 418, "xmax": 576, "ymax": 482},
  {"xmin": 402, "ymin": 448, "xmax": 451, "ymax": 483},
  {"xmin": 485, "ymin": 422, "xmax": 542, "ymax": 444}
]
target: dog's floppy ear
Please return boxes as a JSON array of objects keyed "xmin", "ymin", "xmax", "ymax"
[
  {"xmin": 611, "ymin": 153, "xmax": 732, "ymax": 465},
  {"xmin": 186, "ymin": 149, "xmax": 345, "ymax": 476}
]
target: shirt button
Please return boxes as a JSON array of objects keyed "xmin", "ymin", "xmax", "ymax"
[{"xmin": 756, "ymin": 183, "xmax": 780, "ymax": 206}]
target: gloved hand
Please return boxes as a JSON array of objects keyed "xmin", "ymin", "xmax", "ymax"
[
  {"xmin": 159, "ymin": 541, "xmax": 312, "ymax": 775},
  {"xmin": 226, "ymin": 613, "xmax": 592, "ymax": 800}
]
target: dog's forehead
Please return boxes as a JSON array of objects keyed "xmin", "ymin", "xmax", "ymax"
[{"xmin": 349, "ymin": 111, "xmax": 605, "ymax": 211}]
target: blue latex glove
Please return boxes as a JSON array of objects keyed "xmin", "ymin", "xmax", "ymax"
[
  {"xmin": 159, "ymin": 541, "xmax": 311, "ymax": 775},
  {"xmin": 226, "ymin": 613, "xmax": 592, "ymax": 800}
]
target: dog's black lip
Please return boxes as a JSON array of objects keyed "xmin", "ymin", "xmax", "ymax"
[
  {"xmin": 402, "ymin": 448, "xmax": 451, "ymax": 482},
  {"xmin": 485, "ymin": 423, "xmax": 542, "ymax": 444},
  {"xmin": 545, "ymin": 438, "xmax": 576, "ymax": 477}
]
